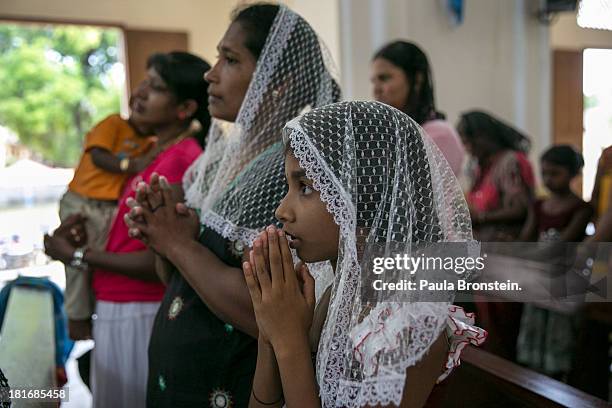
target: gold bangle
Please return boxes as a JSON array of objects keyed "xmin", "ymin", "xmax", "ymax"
[{"xmin": 119, "ymin": 158, "xmax": 130, "ymax": 172}]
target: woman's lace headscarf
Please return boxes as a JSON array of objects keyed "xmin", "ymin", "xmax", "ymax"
[
  {"xmin": 183, "ymin": 5, "xmax": 341, "ymax": 246},
  {"xmin": 283, "ymin": 101, "xmax": 474, "ymax": 407}
]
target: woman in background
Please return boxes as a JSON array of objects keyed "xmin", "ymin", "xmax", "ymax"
[
  {"xmin": 371, "ymin": 40, "xmax": 464, "ymax": 176},
  {"xmin": 458, "ymin": 110, "xmax": 534, "ymax": 242},
  {"xmin": 457, "ymin": 110, "xmax": 534, "ymax": 361}
]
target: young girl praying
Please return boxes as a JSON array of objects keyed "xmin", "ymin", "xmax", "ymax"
[{"xmin": 242, "ymin": 101, "xmax": 486, "ymax": 408}]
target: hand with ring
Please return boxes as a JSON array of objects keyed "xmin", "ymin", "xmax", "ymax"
[{"xmin": 124, "ymin": 175, "xmax": 199, "ymax": 258}]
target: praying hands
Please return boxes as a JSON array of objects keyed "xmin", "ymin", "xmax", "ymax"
[
  {"xmin": 124, "ymin": 172, "xmax": 199, "ymax": 259},
  {"xmin": 243, "ymin": 225, "xmax": 315, "ymax": 354}
]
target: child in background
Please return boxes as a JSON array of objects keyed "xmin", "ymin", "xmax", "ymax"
[
  {"xmin": 517, "ymin": 145, "xmax": 592, "ymax": 380},
  {"xmin": 58, "ymin": 101, "xmax": 156, "ymax": 340},
  {"xmin": 519, "ymin": 145, "xmax": 592, "ymax": 243}
]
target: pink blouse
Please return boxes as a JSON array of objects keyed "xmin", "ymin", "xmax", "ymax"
[
  {"xmin": 422, "ymin": 119, "xmax": 465, "ymax": 177},
  {"xmin": 93, "ymin": 138, "xmax": 202, "ymax": 302}
]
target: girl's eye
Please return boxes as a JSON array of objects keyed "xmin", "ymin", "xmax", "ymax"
[{"xmin": 226, "ymin": 56, "xmax": 238, "ymax": 65}]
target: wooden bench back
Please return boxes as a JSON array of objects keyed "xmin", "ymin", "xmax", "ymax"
[{"xmin": 426, "ymin": 346, "xmax": 609, "ymax": 408}]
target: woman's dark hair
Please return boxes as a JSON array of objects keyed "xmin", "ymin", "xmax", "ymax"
[
  {"xmin": 458, "ymin": 110, "xmax": 531, "ymax": 153},
  {"xmin": 373, "ymin": 40, "xmax": 444, "ymax": 125},
  {"xmin": 541, "ymin": 145, "xmax": 584, "ymax": 176},
  {"xmin": 231, "ymin": 3, "xmax": 280, "ymax": 60},
  {"xmin": 147, "ymin": 51, "xmax": 211, "ymax": 147}
]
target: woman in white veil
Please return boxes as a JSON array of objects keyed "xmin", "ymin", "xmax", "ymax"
[{"xmin": 126, "ymin": 4, "xmax": 341, "ymax": 407}]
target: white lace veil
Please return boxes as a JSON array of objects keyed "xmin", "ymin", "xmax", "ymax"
[
  {"xmin": 183, "ymin": 5, "xmax": 341, "ymax": 246},
  {"xmin": 283, "ymin": 101, "xmax": 474, "ymax": 407}
]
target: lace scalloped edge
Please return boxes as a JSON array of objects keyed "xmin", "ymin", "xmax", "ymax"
[
  {"xmin": 238, "ymin": 6, "xmax": 297, "ymax": 131},
  {"xmin": 200, "ymin": 210, "xmax": 259, "ymax": 246},
  {"xmin": 285, "ymin": 125, "xmax": 356, "ymax": 240}
]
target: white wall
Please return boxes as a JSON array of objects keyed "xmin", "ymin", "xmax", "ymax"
[{"xmin": 339, "ymin": 0, "xmax": 551, "ymax": 158}]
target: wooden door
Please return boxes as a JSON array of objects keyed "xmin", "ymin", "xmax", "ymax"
[
  {"xmin": 553, "ymin": 50, "xmax": 583, "ymax": 195},
  {"xmin": 124, "ymin": 29, "xmax": 189, "ymax": 94}
]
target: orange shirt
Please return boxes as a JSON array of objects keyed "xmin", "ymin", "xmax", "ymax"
[{"xmin": 69, "ymin": 114, "xmax": 152, "ymax": 200}]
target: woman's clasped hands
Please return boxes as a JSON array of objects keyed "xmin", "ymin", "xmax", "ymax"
[{"xmin": 124, "ymin": 172, "xmax": 199, "ymax": 258}]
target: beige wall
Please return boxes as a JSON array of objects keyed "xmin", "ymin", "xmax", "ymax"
[
  {"xmin": 551, "ymin": 12, "xmax": 612, "ymax": 50},
  {"xmin": 0, "ymin": 0, "xmax": 342, "ymax": 80},
  {"xmin": 2, "ymin": 0, "xmax": 559, "ymax": 158},
  {"xmin": 339, "ymin": 0, "xmax": 551, "ymax": 158},
  {"xmin": 286, "ymin": 0, "xmax": 341, "ymax": 71}
]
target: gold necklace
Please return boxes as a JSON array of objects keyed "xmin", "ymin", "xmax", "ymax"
[{"xmin": 157, "ymin": 127, "xmax": 191, "ymax": 152}]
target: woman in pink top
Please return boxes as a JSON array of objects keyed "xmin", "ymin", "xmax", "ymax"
[
  {"xmin": 457, "ymin": 110, "xmax": 534, "ymax": 363},
  {"xmin": 371, "ymin": 40, "xmax": 465, "ymax": 176},
  {"xmin": 44, "ymin": 52, "xmax": 208, "ymax": 408},
  {"xmin": 458, "ymin": 110, "xmax": 534, "ymax": 242}
]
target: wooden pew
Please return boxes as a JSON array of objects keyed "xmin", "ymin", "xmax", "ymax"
[
  {"xmin": 0, "ymin": 286, "xmax": 57, "ymax": 407},
  {"xmin": 426, "ymin": 346, "xmax": 609, "ymax": 408}
]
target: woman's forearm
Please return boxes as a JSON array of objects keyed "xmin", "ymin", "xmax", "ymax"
[
  {"xmin": 83, "ymin": 249, "xmax": 158, "ymax": 281},
  {"xmin": 166, "ymin": 239, "xmax": 258, "ymax": 337},
  {"xmin": 274, "ymin": 335, "xmax": 320, "ymax": 408},
  {"xmin": 592, "ymin": 183, "xmax": 612, "ymax": 241},
  {"xmin": 155, "ymin": 255, "xmax": 174, "ymax": 285},
  {"xmin": 399, "ymin": 333, "xmax": 447, "ymax": 408},
  {"xmin": 249, "ymin": 341, "xmax": 284, "ymax": 408},
  {"xmin": 517, "ymin": 205, "xmax": 536, "ymax": 242},
  {"xmin": 591, "ymin": 166, "xmax": 603, "ymax": 217}
]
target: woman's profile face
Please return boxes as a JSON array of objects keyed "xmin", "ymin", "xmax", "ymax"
[
  {"xmin": 131, "ymin": 67, "xmax": 179, "ymax": 128},
  {"xmin": 370, "ymin": 57, "xmax": 409, "ymax": 111},
  {"xmin": 204, "ymin": 21, "xmax": 258, "ymax": 122}
]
